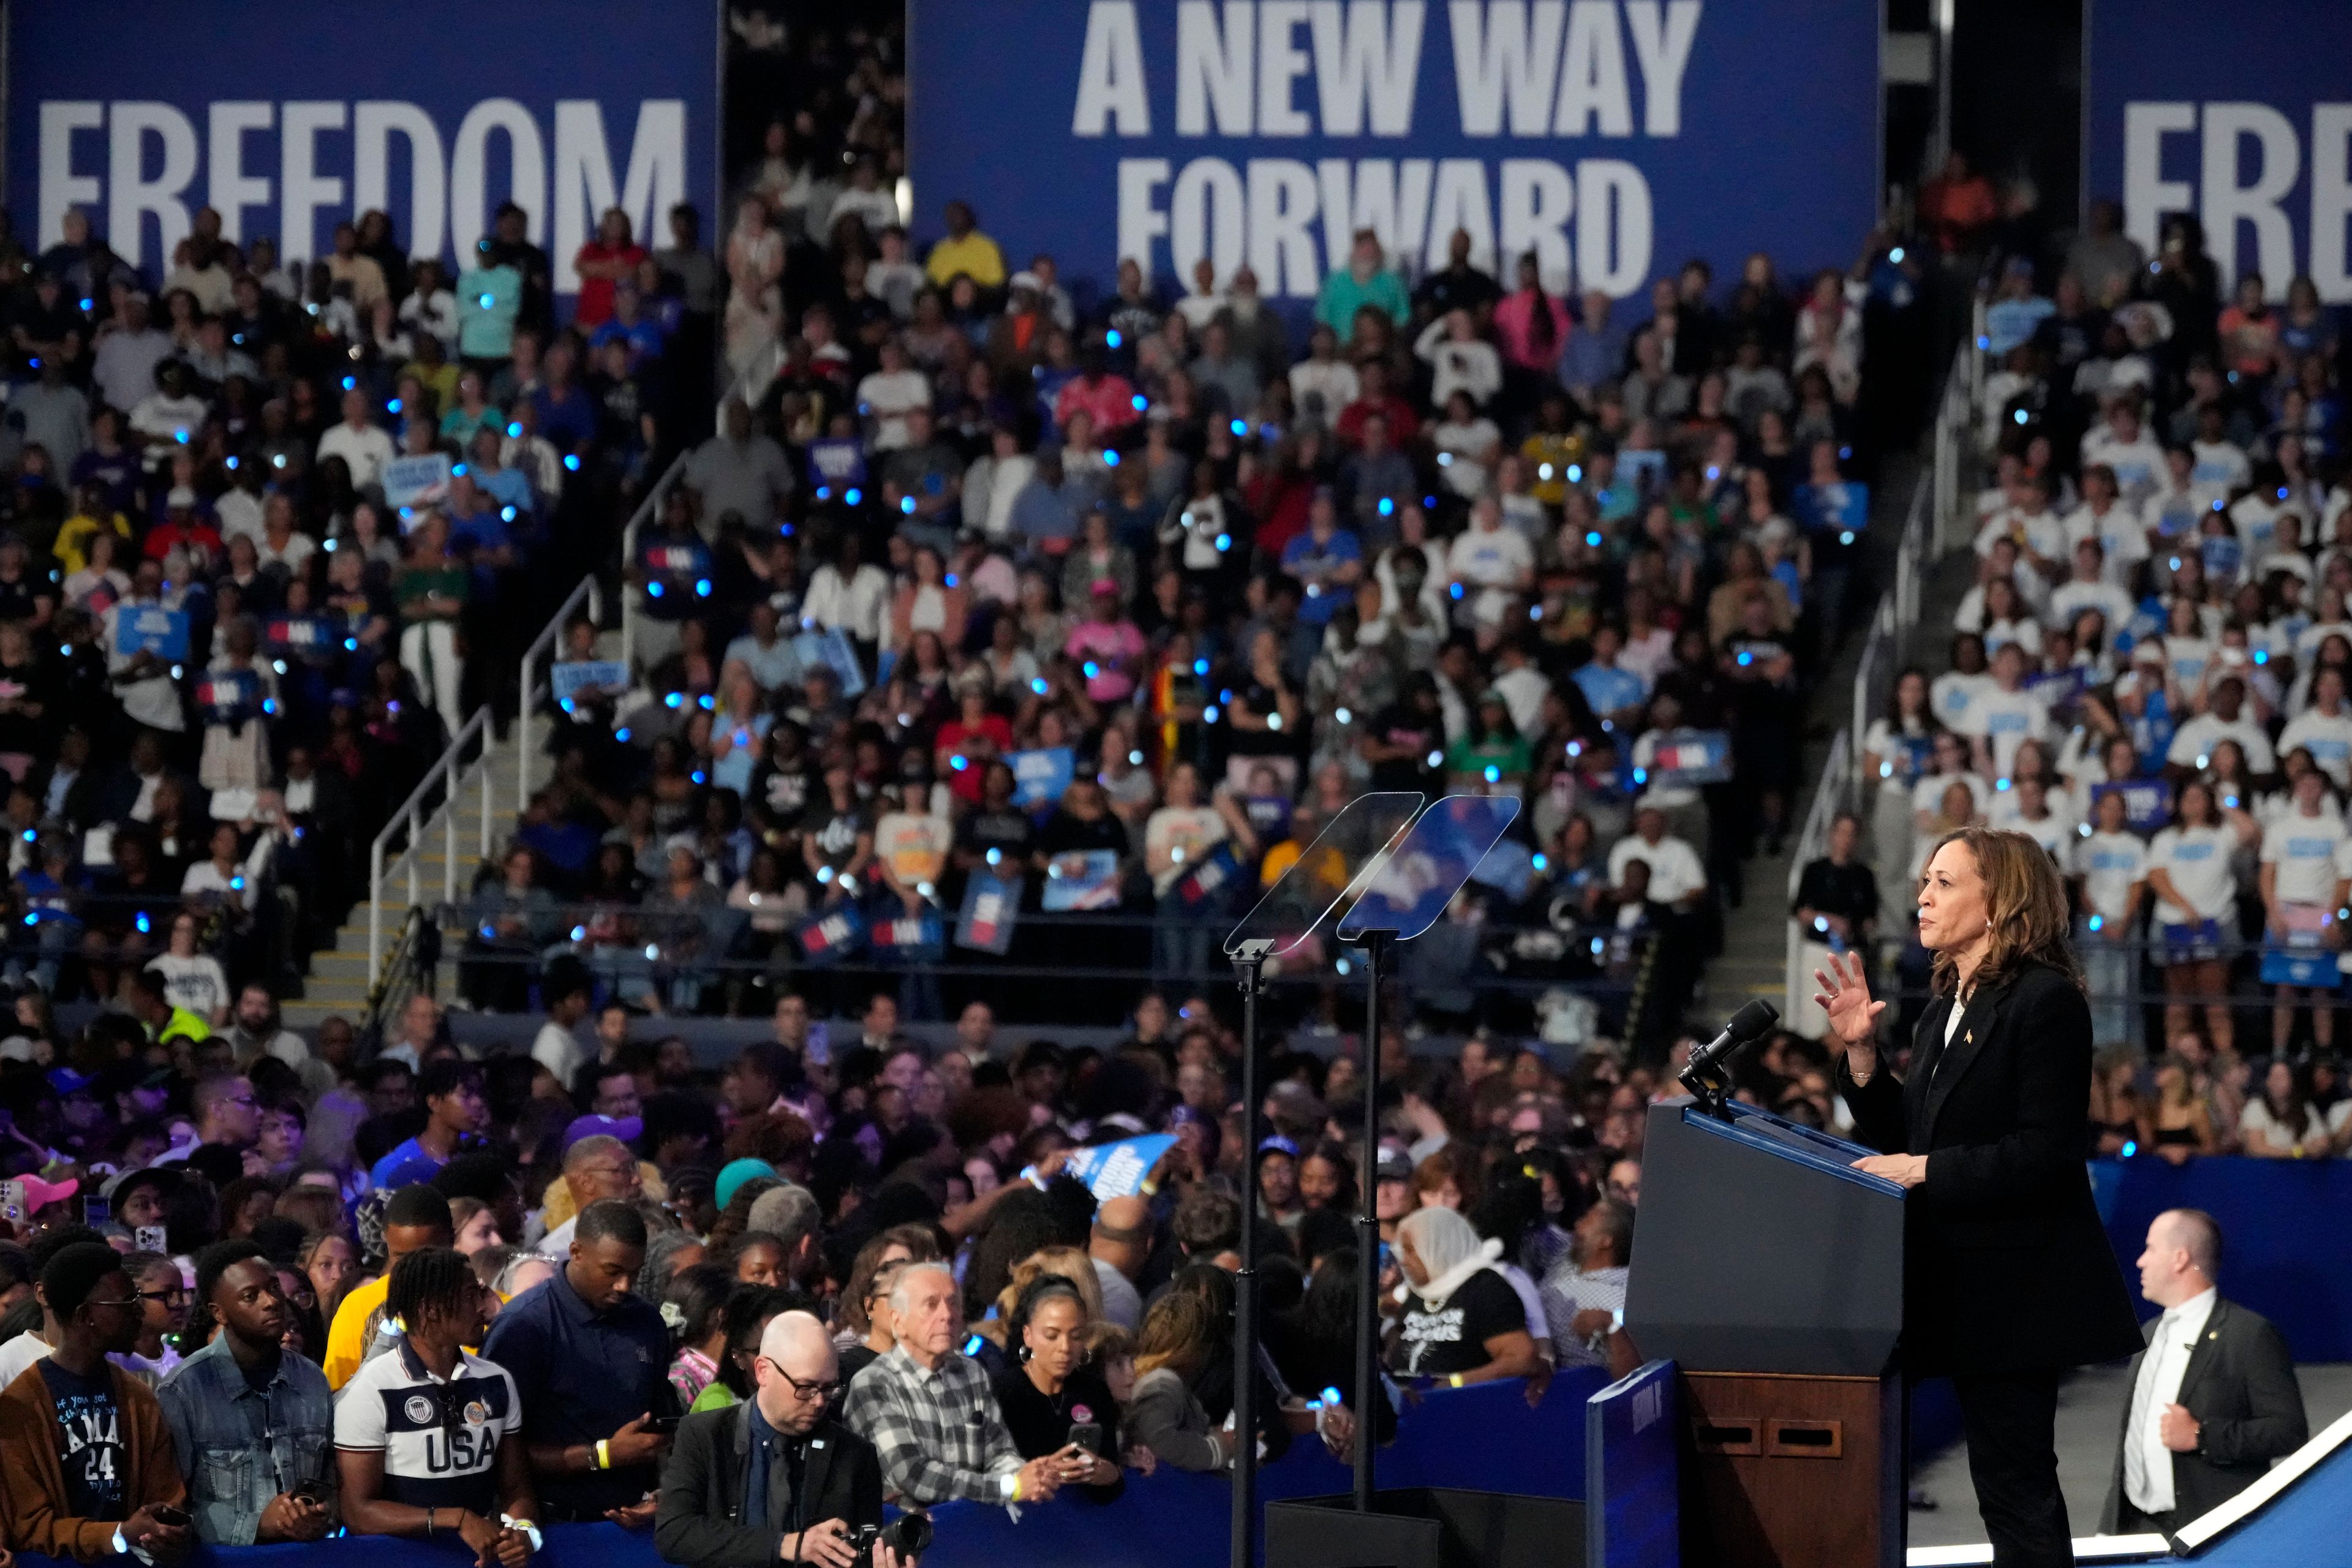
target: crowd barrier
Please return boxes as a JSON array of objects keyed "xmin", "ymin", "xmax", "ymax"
[
  {"xmin": 13, "ymin": 1375, "xmax": 1604, "ymax": 1568},
  {"xmin": 2093, "ymin": 1155, "xmax": 2352, "ymax": 1362}
]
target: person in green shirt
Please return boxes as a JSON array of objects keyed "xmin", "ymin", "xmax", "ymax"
[
  {"xmin": 396, "ymin": 512, "xmax": 470, "ymax": 721},
  {"xmin": 1447, "ymin": 690, "xmax": 1534, "ymax": 791},
  {"xmin": 1315, "ymin": 230, "xmax": 1411, "ymax": 345}
]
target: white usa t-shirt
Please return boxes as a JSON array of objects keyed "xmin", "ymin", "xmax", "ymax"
[
  {"xmin": 2147, "ymin": 824, "xmax": 2239, "ymax": 923},
  {"xmin": 2261, "ymin": 812, "xmax": 2348, "ymax": 907},
  {"xmin": 2277, "ymin": 709, "xmax": 2352, "ymax": 786},
  {"xmin": 2071, "ymin": 830, "xmax": 2147, "ymax": 923},
  {"xmin": 1962, "ymin": 687, "xmax": 2052, "ymax": 775}
]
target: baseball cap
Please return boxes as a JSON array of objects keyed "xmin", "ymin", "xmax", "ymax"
[
  {"xmin": 560, "ymin": 1114, "xmax": 643, "ymax": 1154},
  {"xmin": 1374, "ymin": 1147, "xmax": 1414, "ymax": 1184}
]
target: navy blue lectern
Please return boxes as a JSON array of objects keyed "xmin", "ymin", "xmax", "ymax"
[{"xmin": 1623, "ymin": 1098, "xmax": 1907, "ymax": 1568}]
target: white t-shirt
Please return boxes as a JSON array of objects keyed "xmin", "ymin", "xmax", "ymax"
[
  {"xmin": 317, "ymin": 421, "xmax": 399, "ymax": 493},
  {"xmin": 856, "ymin": 368, "xmax": 932, "ymax": 452},
  {"xmin": 1607, "ymin": 835, "xmax": 1706, "ymax": 904},
  {"xmin": 2082, "ymin": 428, "xmax": 2166, "ymax": 500},
  {"xmin": 1962, "ymin": 687, "xmax": 2052, "ymax": 775},
  {"xmin": 1912, "ymin": 769, "xmax": 1988, "ymax": 823},
  {"xmin": 146, "ymin": 952, "xmax": 229, "ymax": 1020},
  {"xmin": 2071, "ymin": 830, "xmax": 2147, "ymax": 923},
  {"xmin": 2277, "ymin": 709, "xmax": 2352, "ymax": 785},
  {"xmin": 1930, "ymin": 670, "xmax": 1994, "ymax": 734},
  {"xmin": 2008, "ymin": 809, "xmax": 2075, "ymax": 862},
  {"xmin": 2147, "ymin": 823, "xmax": 2240, "ymax": 922},
  {"xmin": 2261, "ymin": 811, "xmax": 2348, "ymax": 906},
  {"xmin": 531, "ymin": 1022, "xmax": 586, "ymax": 1086},
  {"xmin": 1973, "ymin": 507, "xmax": 2068, "ymax": 565},
  {"xmin": 2062, "ymin": 502, "xmax": 2150, "ymax": 579},
  {"xmin": 2049, "ymin": 579, "xmax": 2138, "ymax": 636},
  {"xmin": 2165, "ymin": 712, "xmax": 2277, "ymax": 774},
  {"xmin": 1144, "ymin": 805, "xmax": 1229, "ymax": 897}
]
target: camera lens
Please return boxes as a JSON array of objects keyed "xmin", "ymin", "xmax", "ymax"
[{"xmin": 889, "ymin": 1513, "xmax": 934, "ymax": 1556}]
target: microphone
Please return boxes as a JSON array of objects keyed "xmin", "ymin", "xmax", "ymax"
[{"xmin": 1679, "ymin": 999, "xmax": 1781, "ymax": 1097}]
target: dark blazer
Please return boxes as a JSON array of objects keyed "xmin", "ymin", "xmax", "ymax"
[
  {"xmin": 654, "ymin": 1402, "xmax": 887, "ymax": 1568},
  {"xmin": 2100, "ymin": 1297, "xmax": 2308, "ymax": 1532},
  {"xmin": 1836, "ymin": 959, "xmax": 2141, "ymax": 1376}
]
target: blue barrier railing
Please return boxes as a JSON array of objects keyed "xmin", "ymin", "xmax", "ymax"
[{"xmin": 17, "ymin": 1374, "xmax": 1608, "ymax": 1568}]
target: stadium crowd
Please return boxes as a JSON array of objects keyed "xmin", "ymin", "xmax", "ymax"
[
  {"xmin": 0, "ymin": 982, "xmax": 1666, "ymax": 1558},
  {"xmin": 505, "ymin": 92, "xmax": 1928, "ymax": 1033},
  {"xmin": 1833, "ymin": 173, "xmax": 2352, "ymax": 1159},
  {"xmin": 0, "ymin": 185, "xmax": 718, "ymax": 1019}
]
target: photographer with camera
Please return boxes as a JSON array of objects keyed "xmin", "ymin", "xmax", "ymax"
[{"xmin": 657, "ymin": 1311, "xmax": 918, "ymax": 1568}]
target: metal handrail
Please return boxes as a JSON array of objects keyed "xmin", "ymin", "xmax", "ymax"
[
  {"xmin": 616, "ymin": 451, "xmax": 692, "ymax": 674},
  {"xmin": 1784, "ymin": 726, "xmax": 1851, "ymax": 1019},
  {"xmin": 515, "ymin": 573, "xmax": 606, "ymax": 818},
  {"xmin": 368, "ymin": 703, "xmax": 493, "ymax": 986},
  {"xmin": 359, "ymin": 905, "xmax": 432, "ymax": 1049}
]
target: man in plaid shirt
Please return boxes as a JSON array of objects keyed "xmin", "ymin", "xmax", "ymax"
[{"xmin": 843, "ymin": 1262, "xmax": 1071, "ymax": 1507}]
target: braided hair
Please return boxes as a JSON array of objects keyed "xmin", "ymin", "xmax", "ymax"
[{"xmin": 385, "ymin": 1245, "xmax": 477, "ymax": 1338}]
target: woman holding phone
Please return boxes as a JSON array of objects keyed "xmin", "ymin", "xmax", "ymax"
[
  {"xmin": 1815, "ymin": 827, "xmax": 2139, "ymax": 1567},
  {"xmin": 988, "ymin": 1274, "xmax": 1123, "ymax": 1500}
]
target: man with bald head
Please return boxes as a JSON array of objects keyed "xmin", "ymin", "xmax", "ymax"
[
  {"xmin": 656, "ymin": 1311, "xmax": 902, "ymax": 1568},
  {"xmin": 2104, "ymin": 1208, "xmax": 2306, "ymax": 1536},
  {"xmin": 1088, "ymin": 1196, "xmax": 1151, "ymax": 1330}
]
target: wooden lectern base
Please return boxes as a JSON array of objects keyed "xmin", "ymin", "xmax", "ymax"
[{"xmin": 1679, "ymin": 1370, "xmax": 1903, "ymax": 1568}]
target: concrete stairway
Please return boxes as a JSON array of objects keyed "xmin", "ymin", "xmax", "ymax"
[{"xmin": 282, "ymin": 728, "xmax": 528, "ymax": 1028}]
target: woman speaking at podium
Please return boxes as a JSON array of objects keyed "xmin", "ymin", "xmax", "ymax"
[{"xmin": 1815, "ymin": 827, "xmax": 2139, "ymax": 1567}]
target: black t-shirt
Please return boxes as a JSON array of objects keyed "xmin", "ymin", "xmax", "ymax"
[
  {"xmin": 1396, "ymin": 1270, "xmax": 1525, "ymax": 1378},
  {"xmin": 959, "ymin": 805, "xmax": 1035, "ymax": 864},
  {"xmin": 1366, "ymin": 701, "xmax": 1444, "ymax": 794},
  {"xmin": 750, "ymin": 760, "xmax": 814, "ymax": 837},
  {"xmin": 39, "ymin": 1359, "xmax": 127, "ymax": 1521}
]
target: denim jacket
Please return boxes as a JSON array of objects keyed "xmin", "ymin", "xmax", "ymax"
[{"xmin": 155, "ymin": 1336, "xmax": 337, "ymax": 1544}]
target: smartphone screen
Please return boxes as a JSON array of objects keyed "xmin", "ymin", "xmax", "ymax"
[{"xmin": 81, "ymin": 1196, "xmax": 110, "ymax": 1230}]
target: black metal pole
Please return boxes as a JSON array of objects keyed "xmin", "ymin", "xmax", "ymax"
[
  {"xmin": 1229, "ymin": 945, "xmax": 1268, "ymax": 1568},
  {"xmin": 1354, "ymin": 929, "xmax": 1395, "ymax": 1513}
]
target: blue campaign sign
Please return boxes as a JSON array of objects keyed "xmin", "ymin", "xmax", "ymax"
[
  {"xmin": 1009, "ymin": 745, "xmax": 1077, "ymax": 810},
  {"xmin": 551, "ymin": 660, "xmax": 630, "ymax": 704},
  {"xmin": 1064, "ymin": 1134, "xmax": 1177, "ymax": 1199},
  {"xmin": 2085, "ymin": 0, "xmax": 2352, "ymax": 301},
  {"xmin": 1042, "ymin": 848, "xmax": 1123, "ymax": 911},
  {"xmin": 2091, "ymin": 777, "xmax": 2173, "ymax": 834},
  {"xmin": 1793, "ymin": 480, "xmax": 1870, "ymax": 538},
  {"xmin": 956, "ymin": 870, "xmax": 1023, "ymax": 954},
  {"xmin": 907, "ymin": 0, "xmax": 1879, "ymax": 315},
  {"xmin": 7, "ymin": 0, "xmax": 718, "ymax": 301},
  {"xmin": 1645, "ymin": 726, "xmax": 1730, "ymax": 787},
  {"xmin": 115, "ymin": 604, "xmax": 189, "ymax": 660}
]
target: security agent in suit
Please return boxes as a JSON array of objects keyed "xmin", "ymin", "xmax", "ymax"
[
  {"xmin": 655, "ymin": 1311, "xmax": 911, "ymax": 1568},
  {"xmin": 2103, "ymin": 1208, "xmax": 2307, "ymax": 1537},
  {"xmin": 1817, "ymin": 827, "xmax": 2142, "ymax": 1568}
]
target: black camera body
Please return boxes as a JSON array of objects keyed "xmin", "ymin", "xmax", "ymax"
[{"xmin": 849, "ymin": 1511, "xmax": 933, "ymax": 1567}]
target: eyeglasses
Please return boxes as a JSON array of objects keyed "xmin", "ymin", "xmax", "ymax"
[
  {"xmin": 760, "ymin": 1359, "xmax": 842, "ymax": 1402},
  {"xmin": 139, "ymin": 1286, "xmax": 190, "ymax": 1307}
]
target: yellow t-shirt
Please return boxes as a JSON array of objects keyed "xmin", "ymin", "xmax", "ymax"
[
  {"xmin": 924, "ymin": 232, "xmax": 1006, "ymax": 289},
  {"xmin": 323, "ymin": 1269, "xmax": 391, "ymax": 1390}
]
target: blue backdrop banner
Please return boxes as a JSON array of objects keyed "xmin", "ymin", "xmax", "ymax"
[
  {"xmin": 2095, "ymin": 1155, "xmax": 2352, "ymax": 1362},
  {"xmin": 2084, "ymin": 0, "xmax": 2352, "ymax": 300},
  {"xmin": 907, "ymin": 0, "xmax": 1880, "ymax": 309},
  {"xmin": 6, "ymin": 0, "xmax": 719, "ymax": 298}
]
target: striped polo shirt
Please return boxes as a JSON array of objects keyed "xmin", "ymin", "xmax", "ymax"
[{"xmin": 333, "ymin": 1338, "xmax": 520, "ymax": 1513}]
